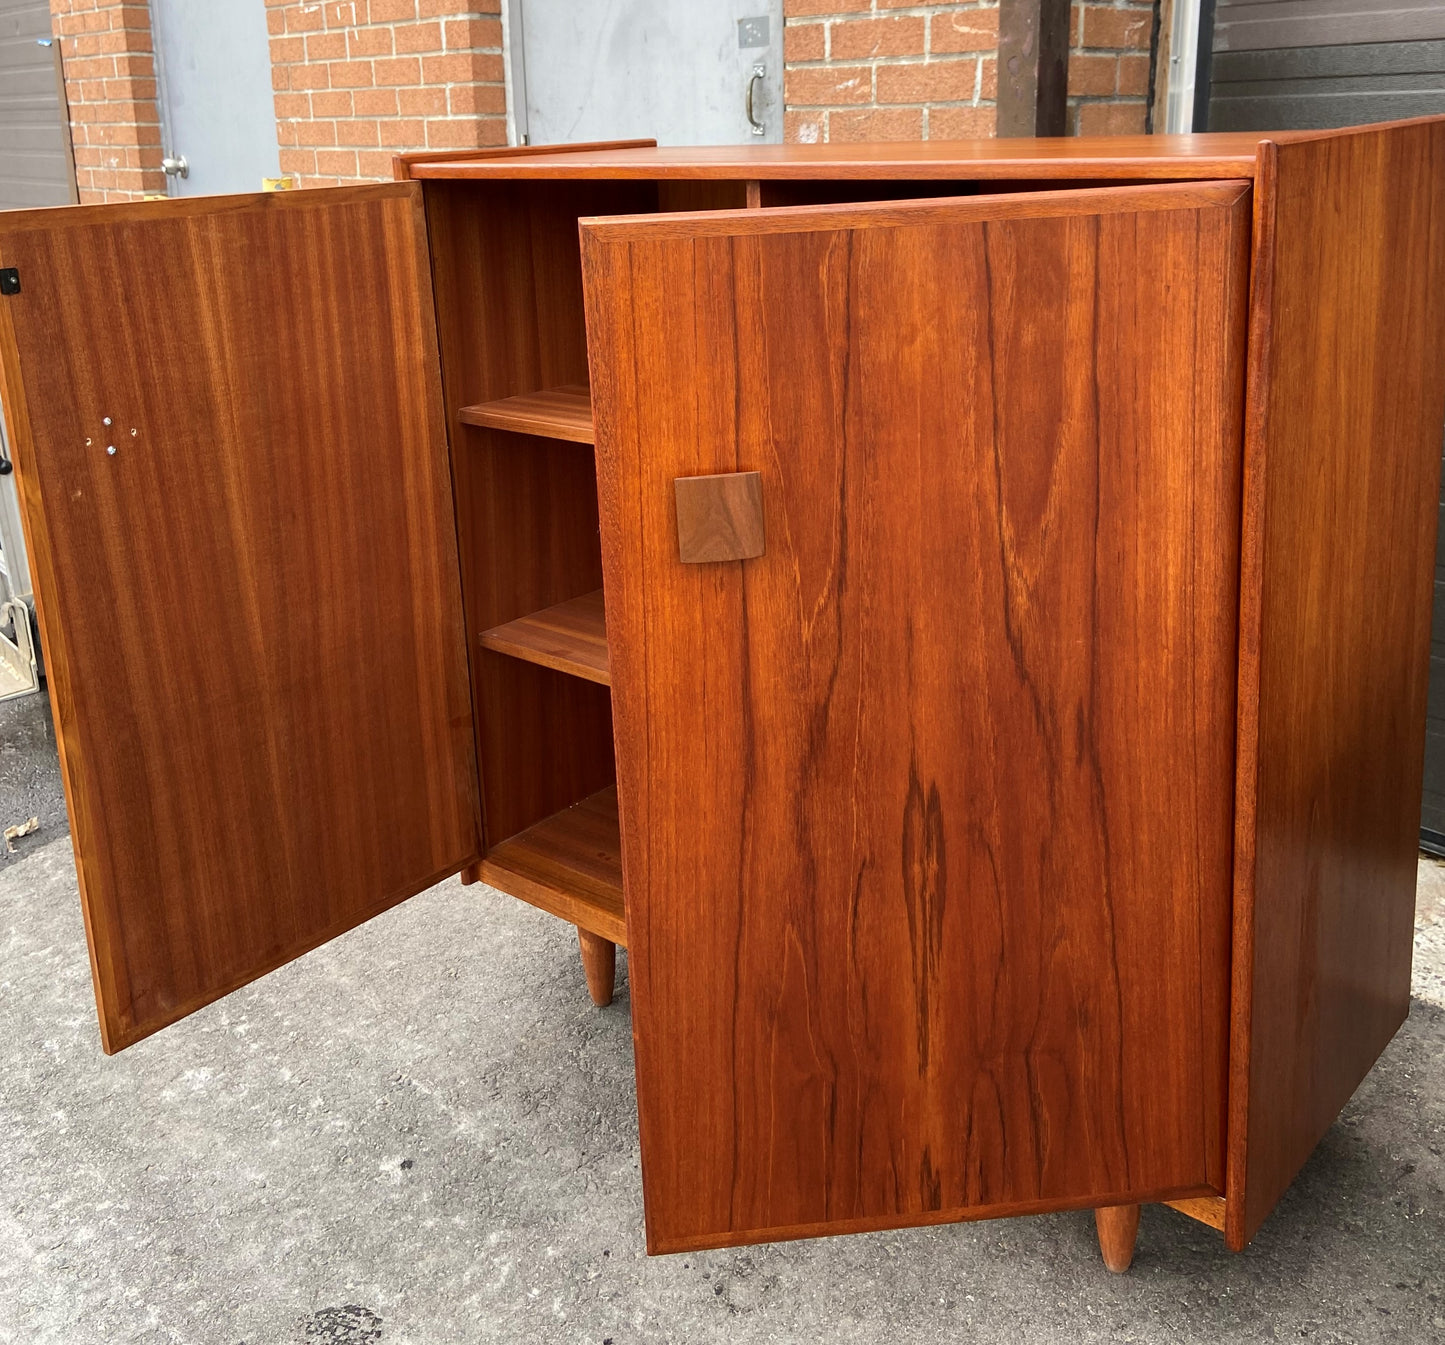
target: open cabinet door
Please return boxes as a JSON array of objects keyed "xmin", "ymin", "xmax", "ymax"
[
  {"xmin": 0, "ymin": 184, "xmax": 480, "ymax": 1053},
  {"xmin": 582, "ymin": 181, "xmax": 1252, "ymax": 1253}
]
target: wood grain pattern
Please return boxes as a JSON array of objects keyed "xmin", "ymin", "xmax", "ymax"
[
  {"xmin": 424, "ymin": 179, "xmax": 650, "ymax": 846},
  {"xmin": 757, "ymin": 180, "xmax": 982, "ymax": 208},
  {"xmin": 581, "ymin": 180, "xmax": 1253, "ymax": 244},
  {"xmin": 1094, "ymin": 1204, "xmax": 1141, "ymax": 1273},
  {"xmin": 1164, "ymin": 1195, "xmax": 1227, "ymax": 1230},
  {"xmin": 0, "ymin": 184, "xmax": 480, "ymax": 1052},
  {"xmin": 584, "ymin": 181, "xmax": 1251, "ymax": 1252},
  {"xmin": 1226, "ymin": 117, "xmax": 1445, "ymax": 1250},
  {"xmin": 459, "ymin": 385, "xmax": 594, "ymax": 443},
  {"xmin": 674, "ymin": 472, "xmax": 765, "ymax": 563},
  {"xmin": 578, "ymin": 927, "xmax": 618, "ymax": 1006},
  {"xmin": 479, "ymin": 786, "xmax": 626, "ymax": 945},
  {"xmin": 393, "ymin": 138, "xmax": 658, "ymax": 181},
  {"xmin": 656, "ymin": 180, "xmax": 753, "ymax": 213},
  {"xmin": 480, "ymin": 589, "xmax": 609, "ymax": 685},
  {"xmin": 406, "ymin": 135, "xmax": 1268, "ymax": 181}
]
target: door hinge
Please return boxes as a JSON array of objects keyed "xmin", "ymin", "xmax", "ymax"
[{"xmin": 0, "ymin": 269, "xmax": 19, "ymax": 296}]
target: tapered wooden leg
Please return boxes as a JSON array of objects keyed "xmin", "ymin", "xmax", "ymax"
[
  {"xmin": 578, "ymin": 928, "xmax": 616, "ymax": 1007},
  {"xmin": 1094, "ymin": 1204, "xmax": 1141, "ymax": 1273},
  {"xmin": 460, "ymin": 862, "xmax": 482, "ymax": 886}
]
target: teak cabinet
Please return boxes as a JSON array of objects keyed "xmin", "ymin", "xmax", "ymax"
[{"xmin": 1, "ymin": 120, "xmax": 1442, "ymax": 1271}]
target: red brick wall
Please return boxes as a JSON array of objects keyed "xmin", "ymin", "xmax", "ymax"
[
  {"xmin": 1068, "ymin": 1, "xmax": 1155, "ymax": 134},
  {"xmin": 783, "ymin": 0, "xmax": 1157, "ymax": 143},
  {"xmin": 266, "ymin": 0, "xmax": 507, "ymax": 186},
  {"xmin": 47, "ymin": 0, "xmax": 166, "ymax": 202},
  {"xmin": 784, "ymin": 2, "xmax": 999, "ymax": 142},
  {"xmin": 44, "ymin": 0, "xmax": 1158, "ymax": 203}
]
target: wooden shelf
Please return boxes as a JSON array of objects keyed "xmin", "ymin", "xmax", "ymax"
[
  {"xmin": 459, "ymin": 384, "xmax": 594, "ymax": 443},
  {"xmin": 479, "ymin": 589, "xmax": 609, "ymax": 686},
  {"xmin": 479, "ymin": 786, "xmax": 624, "ymax": 945}
]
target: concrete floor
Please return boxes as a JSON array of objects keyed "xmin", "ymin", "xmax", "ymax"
[
  {"xmin": 0, "ymin": 690, "xmax": 65, "ymax": 869},
  {"xmin": 1, "ymin": 689, "xmax": 1443, "ymax": 1344}
]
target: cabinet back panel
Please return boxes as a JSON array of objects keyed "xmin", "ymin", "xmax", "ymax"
[
  {"xmin": 465, "ymin": 426, "xmax": 614, "ymax": 842},
  {"xmin": 424, "ymin": 180, "xmax": 652, "ymax": 844},
  {"xmin": 0, "ymin": 184, "xmax": 480, "ymax": 1051},
  {"xmin": 585, "ymin": 181, "xmax": 1251, "ymax": 1251},
  {"xmin": 754, "ymin": 180, "xmax": 1168, "ymax": 212},
  {"xmin": 657, "ymin": 181, "xmax": 752, "ymax": 212}
]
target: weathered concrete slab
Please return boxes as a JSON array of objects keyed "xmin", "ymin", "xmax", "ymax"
[{"xmin": 0, "ymin": 828, "xmax": 1442, "ymax": 1344}]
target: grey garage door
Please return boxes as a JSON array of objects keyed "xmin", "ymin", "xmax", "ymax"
[
  {"xmin": 1204, "ymin": 0, "xmax": 1445, "ymax": 848},
  {"xmin": 0, "ymin": 0, "xmax": 75, "ymax": 209},
  {"xmin": 1208, "ymin": 0, "xmax": 1445, "ymax": 130}
]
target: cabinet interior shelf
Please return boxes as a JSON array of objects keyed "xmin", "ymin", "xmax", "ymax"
[
  {"xmin": 459, "ymin": 384, "xmax": 594, "ymax": 443},
  {"xmin": 479, "ymin": 786, "xmax": 625, "ymax": 945},
  {"xmin": 479, "ymin": 589, "xmax": 609, "ymax": 686}
]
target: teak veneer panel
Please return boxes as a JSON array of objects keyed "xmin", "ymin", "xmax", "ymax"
[
  {"xmin": 656, "ymin": 180, "xmax": 754, "ymax": 213},
  {"xmin": 0, "ymin": 184, "xmax": 480, "ymax": 1052},
  {"xmin": 584, "ymin": 180, "xmax": 1251, "ymax": 1252},
  {"xmin": 480, "ymin": 589, "xmax": 609, "ymax": 685},
  {"xmin": 1226, "ymin": 118, "xmax": 1445, "ymax": 1249},
  {"xmin": 1164, "ymin": 1196, "xmax": 1227, "ymax": 1231},
  {"xmin": 580, "ymin": 180, "xmax": 1245, "ymax": 244},
  {"xmin": 480, "ymin": 787, "xmax": 626, "ymax": 946},
  {"xmin": 393, "ymin": 137, "xmax": 658, "ymax": 181},
  {"xmin": 407, "ymin": 134, "xmax": 1267, "ymax": 181},
  {"xmin": 459, "ymin": 385, "xmax": 594, "ymax": 443}
]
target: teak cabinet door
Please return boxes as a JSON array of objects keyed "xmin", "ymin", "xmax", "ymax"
[
  {"xmin": 0, "ymin": 184, "xmax": 480, "ymax": 1053},
  {"xmin": 582, "ymin": 181, "xmax": 1252, "ymax": 1252}
]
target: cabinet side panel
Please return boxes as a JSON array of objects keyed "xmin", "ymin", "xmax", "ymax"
[
  {"xmin": 1229, "ymin": 119, "xmax": 1445, "ymax": 1248},
  {"xmin": 586, "ymin": 184, "xmax": 1250, "ymax": 1252}
]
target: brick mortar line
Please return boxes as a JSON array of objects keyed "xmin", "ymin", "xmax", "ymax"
[
  {"xmin": 783, "ymin": 1, "xmax": 1149, "ymax": 13},
  {"xmin": 273, "ymin": 60, "xmax": 505, "ymax": 66},
  {"xmin": 786, "ymin": 9, "xmax": 1148, "ymax": 24},
  {"xmin": 278, "ymin": 82, "xmax": 507, "ymax": 89},
  {"xmin": 785, "ymin": 54, "xmax": 994, "ymax": 67},
  {"xmin": 789, "ymin": 99, "xmax": 994, "ymax": 108},
  {"xmin": 784, "ymin": 6, "xmax": 997, "ymax": 18},
  {"xmin": 784, "ymin": 45, "xmax": 1146, "ymax": 60},
  {"xmin": 783, "ymin": 46, "xmax": 1146, "ymax": 67},
  {"xmin": 293, "ymin": 53, "xmax": 505, "ymax": 59},
  {"xmin": 280, "ymin": 112, "xmax": 506, "ymax": 122}
]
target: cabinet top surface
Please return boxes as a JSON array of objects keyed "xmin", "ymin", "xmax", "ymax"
[{"xmin": 405, "ymin": 134, "xmax": 1275, "ymax": 181}]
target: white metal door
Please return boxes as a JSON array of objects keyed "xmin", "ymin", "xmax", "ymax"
[
  {"xmin": 151, "ymin": 0, "xmax": 279, "ymax": 195},
  {"xmin": 514, "ymin": 0, "xmax": 784, "ymax": 146}
]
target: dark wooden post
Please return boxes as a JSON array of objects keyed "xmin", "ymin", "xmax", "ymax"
[{"xmin": 996, "ymin": 0, "xmax": 1070, "ymax": 136}]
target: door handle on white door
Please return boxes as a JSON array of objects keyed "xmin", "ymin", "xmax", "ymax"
[
  {"xmin": 746, "ymin": 64, "xmax": 766, "ymax": 136},
  {"xmin": 162, "ymin": 156, "xmax": 189, "ymax": 179}
]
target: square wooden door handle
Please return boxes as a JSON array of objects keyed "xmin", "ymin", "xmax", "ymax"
[{"xmin": 674, "ymin": 471, "xmax": 765, "ymax": 563}]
